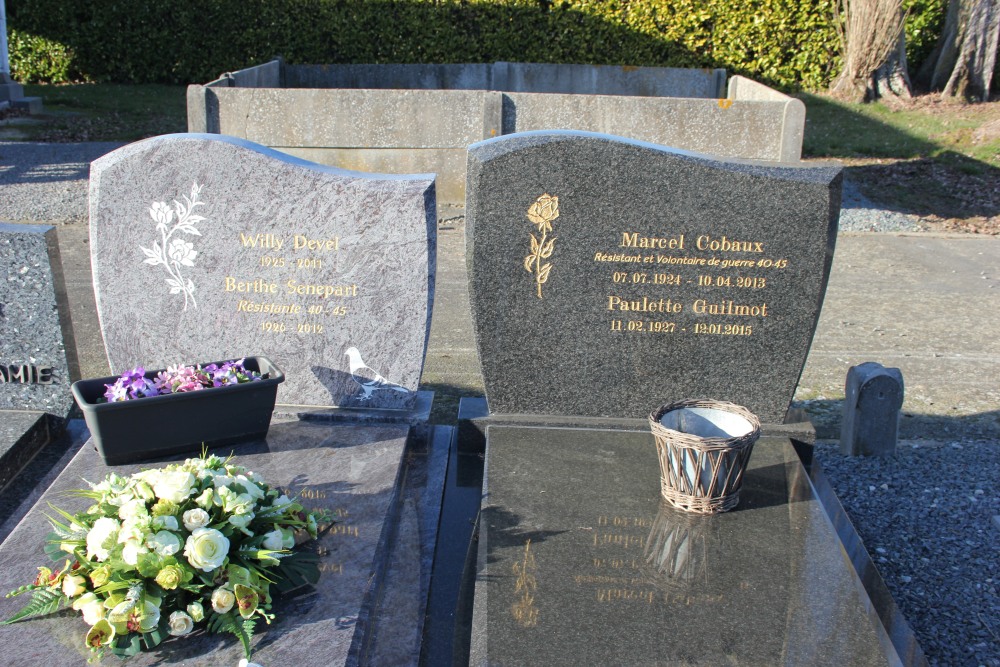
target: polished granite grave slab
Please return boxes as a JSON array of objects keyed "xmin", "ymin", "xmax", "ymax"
[
  {"xmin": 0, "ymin": 419, "xmax": 446, "ymax": 666},
  {"xmin": 471, "ymin": 426, "xmax": 915, "ymax": 666}
]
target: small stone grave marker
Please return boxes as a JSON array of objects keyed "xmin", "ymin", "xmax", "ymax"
[
  {"xmin": 840, "ymin": 361, "xmax": 904, "ymax": 456},
  {"xmin": 466, "ymin": 131, "xmax": 842, "ymax": 423},
  {"xmin": 90, "ymin": 134, "xmax": 436, "ymax": 409}
]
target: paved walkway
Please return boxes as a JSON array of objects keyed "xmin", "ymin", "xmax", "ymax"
[{"xmin": 2, "ymin": 143, "xmax": 997, "ymax": 437}]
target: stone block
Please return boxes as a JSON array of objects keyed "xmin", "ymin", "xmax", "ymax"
[{"xmin": 840, "ymin": 361, "xmax": 904, "ymax": 456}]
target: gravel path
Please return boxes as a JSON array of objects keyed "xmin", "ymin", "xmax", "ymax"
[
  {"xmin": 0, "ymin": 142, "xmax": 124, "ymax": 223},
  {"xmin": 816, "ymin": 440, "xmax": 1000, "ymax": 667},
  {"xmin": 1, "ymin": 141, "xmax": 997, "ymax": 666}
]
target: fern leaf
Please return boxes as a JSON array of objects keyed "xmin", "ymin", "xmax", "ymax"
[
  {"xmin": 207, "ymin": 611, "xmax": 254, "ymax": 658},
  {"xmin": 1, "ymin": 587, "xmax": 67, "ymax": 624}
]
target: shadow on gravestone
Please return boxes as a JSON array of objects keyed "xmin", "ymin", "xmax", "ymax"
[
  {"xmin": 88, "ymin": 133, "xmax": 436, "ymax": 414},
  {"xmin": 0, "ymin": 223, "xmax": 78, "ymax": 488}
]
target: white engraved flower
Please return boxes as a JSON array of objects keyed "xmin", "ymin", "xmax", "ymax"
[
  {"xmin": 167, "ymin": 238, "xmax": 198, "ymax": 267},
  {"xmin": 150, "ymin": 201, "xmax": 174, "ymax": 228}
]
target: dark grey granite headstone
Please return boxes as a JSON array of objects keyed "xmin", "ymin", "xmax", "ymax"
[
  {"xmin": 0, "ymin": 421, "xmax": 440, "ymax": 666},
  {"xmin": 90, "ymin": 134, "xmax": 435, "ymax": 410},
  {"xmin": 471, "ymin": 426, "xmax": 908, "ymax": 666},
  {"xmin": 0, "ymin": 223, "xmax": 75, "ymax": 414},
  {"xmin": 466, "ymin": 131, "xmax": 841, "ymax": 422},
  {"xmin": 841, "ymin": 361, "xmax": 904, "ymax": 457}
]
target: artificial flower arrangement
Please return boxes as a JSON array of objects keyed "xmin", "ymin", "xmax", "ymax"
[
  {"xmin": 102, "ymin": 358, "xmax": 264, "ymax": 402},
  {"xmin": 2, "ymin": 452, "xmax": 331, "ymax": 661}
]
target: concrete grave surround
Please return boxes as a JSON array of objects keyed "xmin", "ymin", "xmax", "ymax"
[
  {"xmin": 0, "ymin": 223, "xmax": 75, "ymax": 414},
  {"xmin": 466, "ymin": 131, "xmax": 842, "ymax": 423},
  {"xmin": 188, "ymin": 61, "xmax": 805, "ymax": 207},
  {"xmin": 89, "ymin": 134, "xmax": 436, "ymax": 409}
]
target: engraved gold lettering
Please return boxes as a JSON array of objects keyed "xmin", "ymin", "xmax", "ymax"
[
  {"xmin": 607, "ymin": 296, "xmax": 682, "ymax": 313},
  {"xmin": 240, "ymin": 232, "xmax": 283, "ymax": 250},
  {"xmin": 236, "ymin": 300, "xmax": 302, "ymax": 315},
  {"xmin": 285, "ymin": 280, "xmax": 358, "ymax": 299},
  {"xmin": 317, "ymin": 562, "xmax": 344, "ymax": 574},
  {"xmin": 293, "ymin": 235, "xmax": 340, "ymax": 252},
  {"xmin": 695, "ymin": 236, "xmax": 764, "ymax": 253},
  {"xmin": 620, "ymin": 232, "xmax": 685, "ymax": 250},
  {"xmin": 692, "ymin": 300, "xmax": 769, "ymax": 317},
  {"xmin": 225, "ymin": 276, "xmax": 278, "ymax": 293}
]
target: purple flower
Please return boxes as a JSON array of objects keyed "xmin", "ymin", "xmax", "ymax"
[{"xmin": 102, "ymin": 359, "xmax": 262, "ymax": 402}]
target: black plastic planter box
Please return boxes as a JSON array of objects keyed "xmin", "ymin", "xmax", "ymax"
[{"xmin": 71, "ymin": 356, "xmax": 284, "ymax": 465}]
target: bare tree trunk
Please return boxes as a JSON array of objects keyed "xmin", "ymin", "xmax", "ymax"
[
  {"xmin": 917, "ymin": 0, "xmax": 1000, "ymax": 101},
  {"xmin": 831, "ymin": 0, "xmax": 913, "ymax": 101}
]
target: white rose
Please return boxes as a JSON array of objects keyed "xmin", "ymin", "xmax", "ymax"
[
  {"xmin": 118, "ymin": 498, "xmax": 148, "ymax": 521},
  {"xmin": 261, "ymin": 529, "xmax": 284, "ymax": 551},
  {"xmin": 184, "ymin": 528, "xmax": 230, "ymax": 572},
  {"xmin": 195, "ymin": 488, "xmax": 216, "ymax": 509},
  {"xmin": 62, "ymin": 574, "xmax": 87, "ymax": 598},
  {"xmin": 228, "ymin": 513, "xmax": 254, "ymax": 536},
  {"xmin": 147, "ymin": 530, "xmax": 181, "ymax": 557},
  {"xmin": 86, "ymin": 517, "xmax": 120, "ymax": 561},
  {"xmin": 152, "ymin": 471, "xmax": 196, "ymax": 504},
  {"xmin": 186, "ymin": 601, "xmax": 205, "ymax": 622},
  {"xmin": 72, "ymin": 592, "xmax": 106, "ymax": 625},
  {"xmin": 153, "ymin": 515, "xmax": 179, "ymax": 531},
  {"xmin": 239, "ymin": 660, "xmax": 265, "ymax": 667},
  {"xmin": 121, "ymin": 540, "xmax": 149, "ymax": 566},
  {"xmin": 235, "ymin": 475, "xmax": 265, "ymax": 500},
  {"xmin": 167, "ymin": 610, "xmax": 195, "ymax": 636},
  {"xmin": 268, "ymin": 494, "xmax": 292, "ymax": 511},
  {"xmin": 211, "ymin": 587, "xmax": 235, "ymax": 614},
  {"xmin": 182, "ymin": 508, "xmax": 211, "ymax": 531}
]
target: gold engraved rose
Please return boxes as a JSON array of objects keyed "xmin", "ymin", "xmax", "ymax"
[
  {"xmin": 524, "ymin": 194, "xmax": 559, "ymax": 299},
  {"xmin": 511, "ymin": 539, "xmax": 539, "ymax": 627}
]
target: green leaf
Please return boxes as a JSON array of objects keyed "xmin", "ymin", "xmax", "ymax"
[
  {"xmin": 1, "ymin": 587, "xmax": 68, "ymax": 624},
  {"xmin": 207, "ymin": 611, "xmax": 255, "ymax": 659},
  {"xmin": 111, "ymin": 632, "xmax": 143, "ymax": 658},
  {"xmin": 273, "ymin": 551, "xmax": 321, "ymax": 595}
]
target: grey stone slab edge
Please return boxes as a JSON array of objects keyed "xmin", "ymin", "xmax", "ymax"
[
  {"xmin": 456, "ymin": 396, "xmax": 816, "ymax": 454},
  {"xmin": 805, "ymin": 458, "xmax": 929, "ymax": 666},
  {"xmin": 0, "ymin": 411, "xmax": 58, "ymax": 491},
  {"xmin": 359, "ymin": 425, "xmax": 452, "ymax": 665}
]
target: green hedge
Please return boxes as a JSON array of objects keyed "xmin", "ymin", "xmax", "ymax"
[{"xmin": 7, "ymin": 0, "xmax": 943, "ymax": 91}]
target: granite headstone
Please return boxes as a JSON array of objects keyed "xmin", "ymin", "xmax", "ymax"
[
  {"xmin": 90, "ymin": 134, "xmax": 435, "ymax": 410},
  {"xmin": 466, "ymin": 131, "xmax": 842, "ymax": 423},
  {"xmin": 0, "ymin": 223, "xmax": 75, "ymax": 414},
  {"xmin": 0, "ymin": 223, "xmax": 76, "ymax": 487}
]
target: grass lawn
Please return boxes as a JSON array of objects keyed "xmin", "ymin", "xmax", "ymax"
[{"xmin": 9, "ymin": 83, "xmax": 187, "ymax": 142}]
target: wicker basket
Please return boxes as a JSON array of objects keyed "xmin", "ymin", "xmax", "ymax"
[{"xmin": 649, "ymin": 399, "xmax": 761, "ymax": 514}]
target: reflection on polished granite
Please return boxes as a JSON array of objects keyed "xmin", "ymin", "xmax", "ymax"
[
  {"xmin": 0, "ymin": 419, "xmax": 448, "ymax": 667},
  {"xmin": 471, "ymin": 427, "xmax": 916, "ymax": 666}
]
